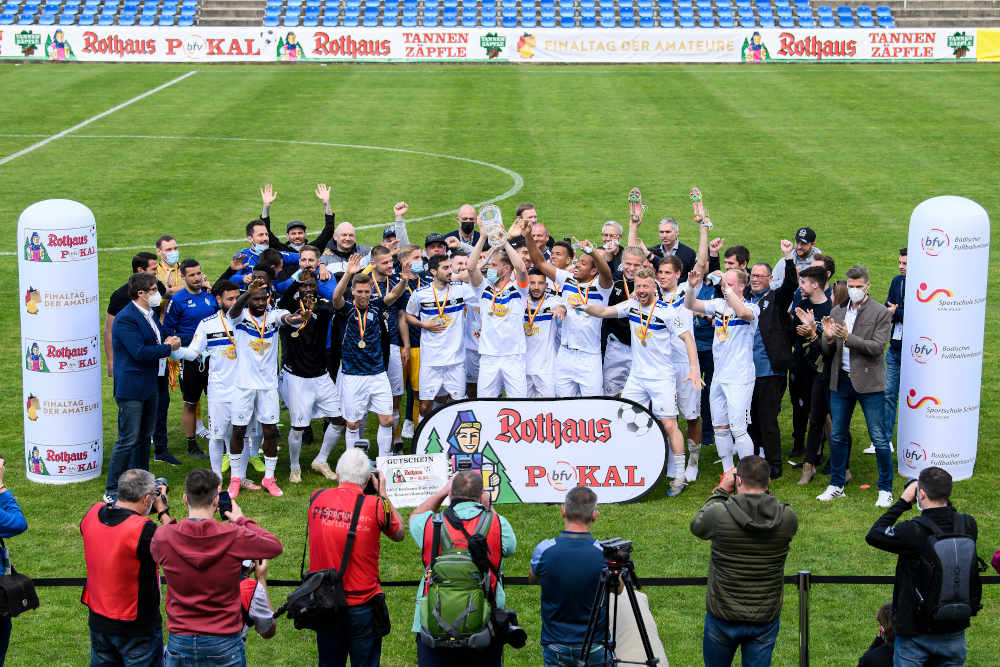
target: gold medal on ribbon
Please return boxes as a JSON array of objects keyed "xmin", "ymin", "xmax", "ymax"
[
  {"xmin": 223, "ymin": 345, "xmax": 236, "ymax": 359},
  {"xmin": 490, "ymin": 281, "xmax": 511, "ymax": 317},
  {"xmin": 716, "ymin": 312, "xmax": 732, "ymax": 341},
  {"xmin": 219, "ymin": 314, "xmax": 238, "ymax": 359},
  {"xmin": 247, "ymin": 312, "xmax": 269, "ymax": 354},
  {"xmin": 432, "ymin": 285, "xmax": 451, "ymax": 329},
  {"xmin": 636, "ymin": 303, "xmax": 655, "ymax": 347},
  {"xmin": 525, "ymin": 297, "xmax": 545, "ymax": 337},
  {"xmin": 355, "ymin": 305, "xmax": 369, "ymax": 349}
]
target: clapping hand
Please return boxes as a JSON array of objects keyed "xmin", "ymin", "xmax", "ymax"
[{"xmin": 821, "ymin": 315, "xmax": 837, "ymax": 340}]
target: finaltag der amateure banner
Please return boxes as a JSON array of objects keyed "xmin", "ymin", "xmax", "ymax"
[
  {"xmin": 414, "ymin": 398, "xmax": 667, "ymax": 504},
  {"xmin": 18, "ymin": 199, "xmax": 103, "ymax": 484}
]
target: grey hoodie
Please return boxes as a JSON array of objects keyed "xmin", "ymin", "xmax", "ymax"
[{"xmin": 691, "ymin": 488, "xmax": 798, "ymax": 623}]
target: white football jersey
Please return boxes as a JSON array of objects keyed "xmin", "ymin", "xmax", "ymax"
[
  {"xmin": 702, "ymin": 298, "xmax": 760, "ymax": 385},
  {"xmin": 231, "ymin": 307, "xmax": 289, "ymax": 390},
  {"xmin": 523, "ymin": 295, "xmax": 562, "ymax": 375},
  {"xmin": 474, "ymin": 279, "xmax": 529, "ymax": 356},
  {"xmin": 614, "ymin": 298, "xmax": 689, "ymax": 380},
  {"xmin": 554, "ymin": 267, "xmax": 611, "ymax": 354},
  {"xmin": 405, "ymin": 281, "xmax": 474, "ymax": 367},
  {"xmin": 173, "ymin": 312, "xmax": 241, "ymax": 401}
]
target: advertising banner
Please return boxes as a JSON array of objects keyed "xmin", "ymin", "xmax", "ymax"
[
  {"xmin": 413, "ymin": 398, "xmax": 666, "ymax": 504},
  {"xmin": 0, "ymin": 25, "xmax": 980, "ymax": 63},
  {"xmin": 976, "ymin": 28, "xmax": 1000, "ymax": 61},
  {"xmin": 375, "ymin": 453, "xmax": 450, "ymax": 508},
  {"xmin": 18, "ymin": 199, "xmax": 103, "ymax": 484},
  {"xmin": 897, "ymin": 196, "xmax": 989, "ymax": 481}
]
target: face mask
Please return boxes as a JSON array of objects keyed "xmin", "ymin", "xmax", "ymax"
[
  {"xmin": 411, "ymin": 260, "xmax": 424, "ymax": 274},
  {"xmin": 848, "ymin": 287, "xmax": 866, "ymax": 304},
  {"xmin": 165, "ymin": 250, "xmax": 179, "ymax": 265},
  {"xmin": 485, "ymin": 268, "xmax": 499, "ymax": 285},
  {"xmin": 603, "ymin": 240, "xmax": 619, "ymax": 251},
  {"xmin": 147, "ymin": 290, "xmax": 162, "ymax": 308},
  {"xmin": 253, "ymin": 243, "xmax": 268, "ymax": 253},
  {"xmin": 460, "ymin": 221, "xmax": 475, "ymax": 235},
  {"xmin": 708, "ymin": 273, "xmax": 722, "ymax": 286}
]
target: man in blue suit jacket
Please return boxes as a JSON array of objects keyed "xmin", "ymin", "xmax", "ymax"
[{"xmin": 105, "ymin": 273, "xmax": 181, "ymax": 503}]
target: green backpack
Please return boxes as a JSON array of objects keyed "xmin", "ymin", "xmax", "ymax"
[{"xmin": 418, "ymin": 509, "xmax": 496, "ymax": 650}]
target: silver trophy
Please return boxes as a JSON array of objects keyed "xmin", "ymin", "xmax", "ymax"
[{"xmin": 479, "ymin": 204, "xmax": 507, "ymax": 248}]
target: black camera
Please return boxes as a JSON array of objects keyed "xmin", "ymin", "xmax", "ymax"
[
  {"xmin": 600, "ymin": 537, "xmax": 633, "ymax": 564},
  {"xmin": 354, "ymin": 439, "xmax": 381, "ymax": 495},
  {"xmin": 153, "ymin": 477, "xmax": 169, "ymax": 498},
  {"xmin": 217, "ymin": 490, "xmax": 232, "ymax": 521},
  {"xmin": 490, "ymin": 608, "xmax": 527, "ymax": 649}
]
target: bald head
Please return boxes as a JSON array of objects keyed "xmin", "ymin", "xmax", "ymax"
[
  {"xmin": 457, "ymin": 204, "xmax": 476, "ymax": 235},
  {"xmin": 334, "ymin": 222, "xmax": 356, "ymax": 252}
]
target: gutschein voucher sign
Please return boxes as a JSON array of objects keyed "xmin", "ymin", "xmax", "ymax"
[{"xmin": 413, "ymin": 398, "xmax": 666, "ymax": 504}]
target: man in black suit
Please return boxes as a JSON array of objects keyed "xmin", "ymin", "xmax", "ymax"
[
  {"xmin": 105, "ymin": 273, "xmax": 181, "ymax": 504},
  {"xmin": 647, "ymin": 217, "xmax": 697, "ymax": 283}
]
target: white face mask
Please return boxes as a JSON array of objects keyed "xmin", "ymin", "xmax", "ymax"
[
  {"xmin": 848, "ymin": 287, "xmax": 866, "ymax": 304},
  {"xmin": 147, "ymin": 290, "xmax": 162, "ymax": 309}
]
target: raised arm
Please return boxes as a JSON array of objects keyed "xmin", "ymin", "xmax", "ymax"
[
  {"xmin": 467, "ymin": 228, "xmax": 488, "ymax": 288},
  {"xmin": 695, "ymin": 218, "xmax": 710, "ymax": 276},
  {"xmin": 230, "ymin": 277, "xmax": 265, "ymax": 319},
  {"xmin": 526, "ymin": 231, "xmax": 557, "ymax": 281},
  {"xmin": 684, "ymin": 267, "xmax": 709, "ymax": 315},
  {"xmin": 392, "ymin": 201, "xmax": 411, "ymax": 247},
  {"xmin": 311, "ymin": 184, "xmax": 337, "ymax": 251},
  {"xmin": 260, "ymin": 184, "xmax": 292, "ymax": 252},
  {"xmin": 722, "ymin": 281, "xmax": 754, "ymax": 321},
  {"xmin": 383, "ymin": 276, "xmax": 408, "ymax": 307},
  {"xmin": 332, "ymin": 254, "xmax": 361, "ymax": 310},
  {"xmin": 579, "ymin": 240, "xmax": 613, "ymax": 289},
  {"xmin": 582, "ymin": 303, "xmax": 620, "ymax": 318},
  {"xmin": 505, "ymin": 240, "xmax": 528, "ymax": 284}
]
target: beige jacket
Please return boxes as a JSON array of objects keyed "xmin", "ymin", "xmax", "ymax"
[{"xmin": 821, "ymin": 297, "xmax": 891, "ymax": 394}]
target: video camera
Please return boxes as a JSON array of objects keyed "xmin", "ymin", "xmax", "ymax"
[{"xmin": 600, "ymin": 537, "xmax": 633, "ymax": 565}]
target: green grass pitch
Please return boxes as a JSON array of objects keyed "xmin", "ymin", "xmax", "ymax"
[{"xmin": 0, "ymin": 62, "xmax": 999, "ymax": 666}]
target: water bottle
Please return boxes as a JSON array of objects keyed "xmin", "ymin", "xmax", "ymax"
[{"xmin": 479, "ymin": 204, "xmax": 506, "ymax": 248}]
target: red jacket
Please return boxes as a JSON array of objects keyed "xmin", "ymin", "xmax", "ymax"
[{"xmin": 150, "ymin": 516, "xmax": 282, "ymax": 636}]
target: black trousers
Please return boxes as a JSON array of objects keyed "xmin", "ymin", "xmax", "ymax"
[
  {"xmin": 698, "ymin": 349, "xmax": 715, "ymax": 445},
  {"xmin": 788, "ymin": 363, "xmax": 818, "ymax": 452},
  {"xmin": 748, "ymin": 374, "xmax": 786, "ymax": 469}
]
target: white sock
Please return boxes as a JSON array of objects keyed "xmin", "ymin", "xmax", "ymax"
[
  {"xmin": 671, "ymin": 451, "xmax": 686, "ymax": 480},
  {"xmin": 317, "ymin": 424, "xmax": 343, "ymax": 463},
  {"xmin": 288, "ymin": 429, "xmax": 303, "ymax": 469},
  {"xmin": 230, "ymin": 452, "xmax": 245, "ymax": 481},
  {"xmin": 345, "ymin": 426, "xmax": 360, "ymax": 450},
  {"xmin": 209, "ymin": 438, "xmax": 225, "ymax": 476},
  {"xmin": 688, "ymin": 438, "xmax": 699, "ymax": 453},
  {"xmin": 264, "ymin": 455, "xmax": 278, "ymax": 480},
  {"xmin": 377, "ymin": 424, "xmax": 393, "ymax": 457},
  {"xmin": 666, "ymin": 449, "xmax": 676, "ymax": 474},
  {"xmin": 734, "ymin": 431, "xmax": 755, "ymax": 459},
  {"xmin": 249, "ymin": 425, "xmax": 262, "ymax": 458},
  {"xmin": 392, "ymin": 410, "xmax": 400, "ymax": 440},
  {"xmin": 715, "ymin": 429, "xmax": 735, "ymax": 470},
  {"xmin": 196, "ymin": 419, "xmax": 206, "ymax": 432}
]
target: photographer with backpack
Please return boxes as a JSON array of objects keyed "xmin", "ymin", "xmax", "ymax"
[
  {"xmin": 409, "ymin": 470, "xmax": 517, "ymax": 667},
  {"xmin": 865, "ymin": 466, "xmax": 984, "ymax": 666}
]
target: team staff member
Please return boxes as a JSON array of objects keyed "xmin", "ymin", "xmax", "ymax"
[
  {"xmin": 308, "ymin": 448, "xmax": 405, "ymax": 666},
  {"xmin": 467, "ymin": 227, "xmax": 531, "ymax": 398},
  {"xmin": 231, "ymin": 220, "xmax": 301, "ymax": 285},
  {"xmin": 258, "ymin": 182, "xmax": 337, "ymax": 254},
  {"xmin": 527, "ymin": 235, "xmax": 614, "ymax": 397},
  {"xmin": 153, "ymin": 235, "xmax": 187, "ymax": 464},
  {"xmin": 524, "ymin": 269, "xmax": 566, "ymax": 398},
  {"xmin": 0, "ymin": 458, "xmax": 27, "ymax": 664},
  {"xmin": 646, "ymin": 217, "xmax": 697, "ymax": 282},
  {"xmin": 104, "ymin": 252, "xmax": 164, "ymax": 379},
  {"xmin": 155, "ymin": 235, "xmax": 184, "ymax": 299},
  {"xmin": 277, "ymin": 274, "xmax": 341, "ymax": 484},
  {"xmin": 162, "ymin": 259, "xmax": 215, "ymax": 461},
  {"xmin": 405, "ymin": 254, "xmax": 475, "ymax": 418},
  {"xmin": 82, "ymin": 469, "xmax": 173, "ymax": 667},
  {"xmin": 332, "ymin": 256, "xmax": 406, "ymax": 456}
]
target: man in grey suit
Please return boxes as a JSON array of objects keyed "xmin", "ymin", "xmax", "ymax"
[{"xmin": 816, "ymin": 265, "xmax": 893, "ymax": 507}]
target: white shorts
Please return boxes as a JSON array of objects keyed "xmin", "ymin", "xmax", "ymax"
[
  {"xmin": 555, "ymin": 347, "xmax": 603, "ymax": 398},
  {"xmin": 526, "ymin": 372, "xmax": 555, "ymax": 398},
  {"xmin": 622, "ymin": 374, "xmax": 678, "ymax": 419},
  {"xmin": 232, "ymin": 387, "xmax": 280, "ymax": 426},
  {"xmin": 387, "ymin": 344, "xmax": 404, "ymax": 396},
  {"xmin": 478, "ymin": 354, "xmax": 527, "ymax": 398},
  {"xmin": 340, "ymin": 372, "xmax": 394, "ymax": 422},
  {"xmin": 419, "ymin": 362, "xmax": 467, "ymax": 401},
  {"xmin": 279, "ymin": 372, "xmax": 341, "ymax": 427},
  {"xmin": 603, "ymin": 338, "xmax": 632, "ymax": 395},
  {"xmin": 673, "ymin": 365, "xmax": 702, "ymax": 421},
  {"xmin": 206, "ymin": 394, "xmax": 234, "ymax": 439},
  {"xmin": 465, "ymin": 348, "xmax": 480, "ymax": 384},
  {"xmin": 709, "ymin": 380, "xmax": 754, "ymax": 434}
]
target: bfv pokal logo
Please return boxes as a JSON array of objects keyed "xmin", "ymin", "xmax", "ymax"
[
  {"xmin": 915, "ymin": 283, "xmax": 954, "ymax": 303},
  {"xmin": 920, "ymin": 228, "xmax": 950, "ymax": 256},
  {"xmin": 24, "ymin": 337, "xmax": 99, "ymax": 373},
  {"xmin": 901, "ymin": 442, "xmax": 927, "ymax": 470},
  {"xmin": 909, "ymin": 336, "xmax": 938, "ymax": 364}
]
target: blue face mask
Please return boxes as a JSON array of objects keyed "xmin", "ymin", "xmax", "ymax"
[
  {"xmin": 708, "ymin": 273, "xmax": 722, "ymax": 286},
  {"xmin": 253, "ymin": 243, "xmax": 268, "ymax": 254},
  {"xmin": 165, "ymin": 250, "xmax": 179, "ymax": 265},
  {"xmin": 411, "ymin": 260, "xmax": 424, "ymax": 274},
  {"xmin": 485, "ymin": 268, "xmax": 500, "ymax": 285}
]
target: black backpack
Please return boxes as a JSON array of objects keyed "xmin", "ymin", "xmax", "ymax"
[
  {"xmin": 912, "ymin": 513, "xmax": 986, "ymax": 631},
  {"xmin": 276, "ymin": 494, "xmax": 365, "ymax": 631}
]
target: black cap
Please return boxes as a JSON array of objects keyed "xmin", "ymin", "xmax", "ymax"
[
  {"xmin": 286, "ymin": 220, "xmax": 306, "ymax": 233},
  {"xmin": 382, "ymin": 226, "xmax": 397, "ymax": 239},
  {"xmin": 425, "ymin": 233, "xmax": 447, "ymax": 247},
  {"xmin": 509, "ymin": 235, "xmax": 527, "ymax": 249},
  {"xmin": 795, "ymin": 227, "xmax": 816, "ymax": 243}
]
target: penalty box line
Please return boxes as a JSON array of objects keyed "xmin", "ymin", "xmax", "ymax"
[{"xmin": 0, "ymin": 70, "xmax": 198, "ymax": 168}]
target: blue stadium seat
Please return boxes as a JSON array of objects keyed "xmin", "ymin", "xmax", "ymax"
[
  {"xmin": 798, "ymin": 14, "xmax": 814, "ymax": 26},
  {"xmin": 678, "ymin": 14, "xmax": 694, "ymax": 26},
  {"xmin": 321, "ymin": 14, "xmax": 337, "ymax": 25},
  {"xmin": 836, "ymin": 4, "xmax": 851, "ymax": 15},
  {"xmin": 56, "ymin": 12, "xmax": 74, "ymax": 22},
  {"xmin": 636, "ymin": 14, "xmax": 651, "ymax": 26},
  {"xmin": 304, "ymin": 6, "xmax": 320, "ymax": 17},
  {"xmin": 698, "ymin": 14, "xmax": 713, "ymax": 26},
  {"xmin": 580, "ymin": 13, "xmax": 595, "ymax": 25},
  {"xmin": 283, "ymin": 14, "xmax": 299, "ymax": 25},
  {"xmin": 177, "ymin": 14, "xmax": 193, "ymax": 24},
  {"xmin": 837, "ymin": 14, "xmax": 852, "ymax": 26},
  {"xmin": 856, "ymin": 4, "xmax": 873, "ymax": 16},
  {"xmin": 38, "ymin": 12, "xmax": 57, "ymax": 22},
  {"xmin": 875, "ymin": 3, "xmax": 890, "ymax": 15},
  {"xmin": 818, "ymin": 14, "xmax": 833, "ymax": 26},
  {"xmin": 138, "ymin": 14, "xmax": 156, "ymax": 23},
  {"xmin": 737, "ymin": 14, "xmax": 751, "ymax": 26},
  {"xmin": 677, "ymin": 6, "xmax": 693, "ymax": 17},
  {"xmin": 361, "ymin": 14, "xmax": 377, "ymax": 24},
  {"xmin": 618, "ymin": 14, "xmax": 634, "ymax": 26},
  {"xmin": 342, "ymin": 14, "xmax": 359, "ymax": 24},
  {"xmin": 498, "ymin": 13, "xmax": 513, "ymax": 25},
  {"xmin": 598, "ymin": 14, "xmax": 612, "ymax": 26},
  {"xmin": 521, "ymin": 13, "xmax": 535, "ymax": 26},
  {"xmin": 856, "ymin": 14, "xmax": 872, "ymax": 26},
  {"xmin": 717, "ymin": 7, "xmax": 733, "ymax": 18},
  {"xmin": 382, "ymin": 13, "xmax": 397, "ymax": 25},
  {"xmin": 538, "ymin": 13, "xmax": 553, "ymax": 25},
  {"xmin": 661, "ymin": 13, "xmax": 675, "ymax": 26},
  {"xmin": 158, "ymin": 14, "xmax": 175, "ymax": 23},
  {"xmin": 441, "ymin": 13, "xmax": 456, "ymax": 24},
  {"xmin": 816, "ymin": 4, "xmax": 832, "ymax": 15},
  {"xmin": 778, "ymin": 14, "xmax": 793, "ymax": 26},
  {"xmin": 263, "ymin": 15, "xmax": 279, "ymax": 25},
  {"xmin": 302, "ymin": 14, "xmax": 319, "ymax": 24},
  {"xmin": 877, "ymin": 14, "xmax": 893, "ymax": 26},
  {"xmin": 719, "ymin": 14, "xmax": 735, "ymax": 26}
]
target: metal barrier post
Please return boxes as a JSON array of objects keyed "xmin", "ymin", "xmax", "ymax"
[{"xmin": 797, "ymin": 570, "xmax": 811, "ymax": 667}]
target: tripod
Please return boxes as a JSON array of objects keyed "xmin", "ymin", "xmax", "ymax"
[{"xmin": 577, "ymin": 558, "xmax": 659, "ymax": 666}]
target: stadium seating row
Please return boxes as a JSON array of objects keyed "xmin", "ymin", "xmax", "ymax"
[{"xmin": 0, "ymin": 0, "xmax": 197, "ymax": 24}]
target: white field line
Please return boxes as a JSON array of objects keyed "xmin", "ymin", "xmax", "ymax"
[
  {"xmin": 0, "ymin": 71, "xmax": 198, "ymax": 167},
  {"xmin": 0, "ymin": 133, "xmax": 524, "ymax": 256}
]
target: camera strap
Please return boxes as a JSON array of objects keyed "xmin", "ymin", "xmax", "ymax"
[
  {"xmin": 300, "ymin": 493, "xmax": 366, "ymax": 581},
  {"xmin": 442, "ymin": 507, "xmax": 500, "ymax": 607}
]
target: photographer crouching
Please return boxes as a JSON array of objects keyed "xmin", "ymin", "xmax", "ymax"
[
  {"xmin": 306, "ymin": 446, "xmax": 405, "ymax": 667},
  {"xmin": 82, "ymin": 469, "xmax": 174, "ymax": 666}
]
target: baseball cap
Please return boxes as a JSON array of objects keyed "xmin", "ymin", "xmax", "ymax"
[
  {"xmin": 795, "ymin": 227, "xmax": 816, "ymax": 243},
  {"xmin": 425, "ymin": 233, "xmax": 447, "ymax": 247},
  {"xmin": 286, "ymin": 220, "xmax": 306, "ymax": 233},
  {"xmin": 382, "ymin": 226, "xmax": 397, "ymax": 239},
  {"xmin": 509, "ymin": 235, "xmax": 527, "ymax": 249}
]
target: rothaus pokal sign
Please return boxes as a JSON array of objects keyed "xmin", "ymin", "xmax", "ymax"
[{"xmin": 413, "ymin": 398, "xmax": 667, "ymax": 503}]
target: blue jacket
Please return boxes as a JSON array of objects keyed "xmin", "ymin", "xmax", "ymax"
[
  {"xmin": 0, "ymin": 491, "xmax": 27, "ymax": 539},
  {"xmin": 885, "ymin": 274, "xmax": 905, "ymax": 351},
  {"xmin": 111, "ymin": 302, "xmax": 172, "ymax": 401}
]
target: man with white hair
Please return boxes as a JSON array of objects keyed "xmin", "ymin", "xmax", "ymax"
[
  {"xmin": 601, "ymin": 221, "xmax": 625, "ymax": 277},
  {"xmin": 307, "ymin": 447, "xmax": 405, "ymax": 665},
  {"xmin": 321, "ymin": 222, "xmax": 372, "ymax": 275}
]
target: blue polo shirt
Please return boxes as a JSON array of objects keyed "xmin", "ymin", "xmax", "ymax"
[
  {"xmin": 162, "ymin": 288, "xmax": 218, "ymax": 345},
  {"xmin": 531, "ymin": 530, "xmax": 607, "ymax": 646}
]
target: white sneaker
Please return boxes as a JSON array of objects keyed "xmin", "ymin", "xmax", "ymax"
[
  {"xmin": 876, "ymin": 490, "xmax": 893, "ymax": 508},
  {"xmin": 196, "ymin": 421, "xmax": 210, "ymax": 439},
  {"xmin": 401, "ymin": 420, "xmax": 415, "ymax": 439},
  {"xmin": 289, "ymin": 465, "xmax": 301, "ymax": 484},
  {"xmin": 863, "ymin": 443, "xmax": 876, "ymax": 454},
  {"xmin": 816, "ymin": 485, "xmax": 846, "ymax": 501}
]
